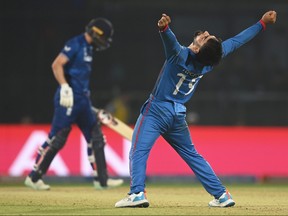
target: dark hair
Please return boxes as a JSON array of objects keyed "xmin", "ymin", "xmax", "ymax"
[{"xmin": 196, "ymin": 38, "xmax": 222, "ymax": 66}]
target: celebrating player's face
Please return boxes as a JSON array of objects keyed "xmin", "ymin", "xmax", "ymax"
[{"xmin": 193, "ymin": 30, "xmax": 217, "ymax": 48}]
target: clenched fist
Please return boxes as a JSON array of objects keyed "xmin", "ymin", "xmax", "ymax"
[
  {"xmin": 261, "ymin": 10, "xmax": 277, "ymax": 24},
  {"xmin": 60, "ymin": 83, "xmax": 73, "ymax": 108},
  {"xmin": 158, "ymin": 13, "xmax": 171, "ymax": 31}
]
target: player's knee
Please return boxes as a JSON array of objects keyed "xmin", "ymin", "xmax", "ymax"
[{"xmin": 49, "ymin": 127, "xmax": 71, "ymax": 151}]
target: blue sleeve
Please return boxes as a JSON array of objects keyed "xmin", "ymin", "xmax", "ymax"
[
  {"xmin": 159, "ymin": 27, "xmax": 182, "ymax": 62},
  {"xmin": 60, "ymin": 38, "xmax": 79, "ymax": 60},
  {"xmin": 222, "ymin": 21, "xmax": 264, "ymax": 58}
]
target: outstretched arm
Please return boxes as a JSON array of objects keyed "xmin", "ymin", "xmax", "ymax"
[
  {"xmin": 222, "ymin": 10, "xmax": 277, "ymax": 57},
  {"xmin": 158, "ymin": 14, "xmax": 182, "ymax": 61}
]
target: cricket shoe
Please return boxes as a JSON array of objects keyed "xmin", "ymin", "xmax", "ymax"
[
  {"xmin": 24, "ymin": 176, "xmax": 50, "ymax": 190},
  {"xmin": 115, "ymin": 191, "xmax": 149, "ymax": 208},
  {"xmin": 208, "ymin": 191, "xmax": 235, "ymax": 207},
  {"xmin": 93, "ymin": 178, "xmax": 124, "ymax": 190}
]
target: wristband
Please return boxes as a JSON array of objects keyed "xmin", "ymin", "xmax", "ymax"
[
  {"xmin": 259, "ymin": 19, "xmax": 266, "ymax": 30},
  {"xmin": 160, "ymin": 25, "xmax": 169, "ymax": 32}
]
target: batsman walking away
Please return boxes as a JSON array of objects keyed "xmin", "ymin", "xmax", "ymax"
[
  {"xmin": 24, "ymin": 17, "xmax": 124, "ymax": 190},
  {"xmin": 115, "ymin": 10, "xmax": 277, "ymax": 208}
]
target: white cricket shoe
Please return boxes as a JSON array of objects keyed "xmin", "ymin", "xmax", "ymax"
[
  {"xmin": 115, "ymin": 191, "xmax": 149, "ymax": 208},
  {"xmin": 24, "ymin": 176, "xmax": 50, "ymax": 191},
  {"xmin": 93, "ymin": 178, "xmax": 124, "ymax": 190},
  {"xmin": 208, "ymin": 191, "xmax": 235, "ymax": 207}
]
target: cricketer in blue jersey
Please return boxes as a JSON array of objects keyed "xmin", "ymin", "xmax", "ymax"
[
  {"xmin": 24, "ymin": 18, "xmax": 123, "ymax": 190},
  {"xmin": 115, "ymin": 11, "xmax": 277, "ymax": 208}
]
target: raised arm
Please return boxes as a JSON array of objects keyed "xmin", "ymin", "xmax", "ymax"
[
  {"xmin": 158, "ymin": 14, "xmax": 182, "ymax": 60},
  {"xmin": 222, "ymin": 10, "xmax": 277, "ymax": 57}
]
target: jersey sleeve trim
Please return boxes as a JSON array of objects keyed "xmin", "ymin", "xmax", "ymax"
[
  {"xmin": 59, "ymin": 52, "xmax": 70, "ymax": 61},
  {"xmin": 160, "ymin": 25, "xmax": 169, "ymax": 32},
  {"xmin": 259, "ymin": 20, "xmax": 266, "ymax": 30}
]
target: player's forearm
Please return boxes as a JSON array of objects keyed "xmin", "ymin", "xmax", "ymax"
[
  {"xmin": 221, "ymin": 22, "xmax": 263, "ymax": 57},
  {"xmin": 52, "ymin": 63, "xmax": 67, "ymax": 85},
  {"xmin": 160, "ymin": 27, "xmax": 181, "ymax": 60},
  {"xmin": 51, "ymin": 53, "xmax": 69, "ymax": 85}
]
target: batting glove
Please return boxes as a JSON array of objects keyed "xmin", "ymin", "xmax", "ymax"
[{"xmin": 60, "ymin": 83, "xmax": 73, "ymax": 108}]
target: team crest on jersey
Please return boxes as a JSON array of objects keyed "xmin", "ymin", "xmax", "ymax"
[{"xmin": 64, "ymin": 46, "xmax": 71, "ymax": 52}]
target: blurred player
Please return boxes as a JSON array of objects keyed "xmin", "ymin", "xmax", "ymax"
[
  {"xmin": 24, "ymin": 18, "xmax": 123, "ymax": 190},
  {"xmin": 115, "ymin": 11, "xmax": 277, "ymax": 207}
]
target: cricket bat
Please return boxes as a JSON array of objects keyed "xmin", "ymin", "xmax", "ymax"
[{"xmin": 92, "ymin": 107, "xmax": 133, "ymax": 141}]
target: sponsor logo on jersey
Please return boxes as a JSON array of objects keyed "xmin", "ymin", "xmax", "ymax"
[
  {"xmin": 83, "ymin": 47, "xmax": 92, "ymax": 62},
  {"xmin": 84, "ymin": 56, "xmax": 92, "ymax": 62},
  {"xmin": 182, "ymin": 69, "xmax": 202, "ymax": 78}
]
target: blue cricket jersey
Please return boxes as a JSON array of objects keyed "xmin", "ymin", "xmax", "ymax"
[
  {"xmin": 151, "ymin": 21, "xmax": 265, "ymax": 106},
  {"xmin": 128, "ymin": 21, "xmax": 266, "ymax": 195},
  {"xmin": 50, "ymin": 33, "xmax": 96, "ymax": 140},
  {"xmin": 60, "ymin": 34, "xmax": 94, "ymax": 95}
]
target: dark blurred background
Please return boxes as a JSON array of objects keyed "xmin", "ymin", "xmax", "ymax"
[{"xmin": 1, "ymin": 0, "xmax": 288, "ymax": 125}]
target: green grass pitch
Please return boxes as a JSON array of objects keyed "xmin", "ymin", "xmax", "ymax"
[{"xmin": 0, "ymin": 182, "xmax": 287, "ymax": 215}]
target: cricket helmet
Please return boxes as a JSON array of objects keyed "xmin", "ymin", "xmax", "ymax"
[{"xmin": 85, "ymin": 18, "xmax": 114, "ymax": 51}]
